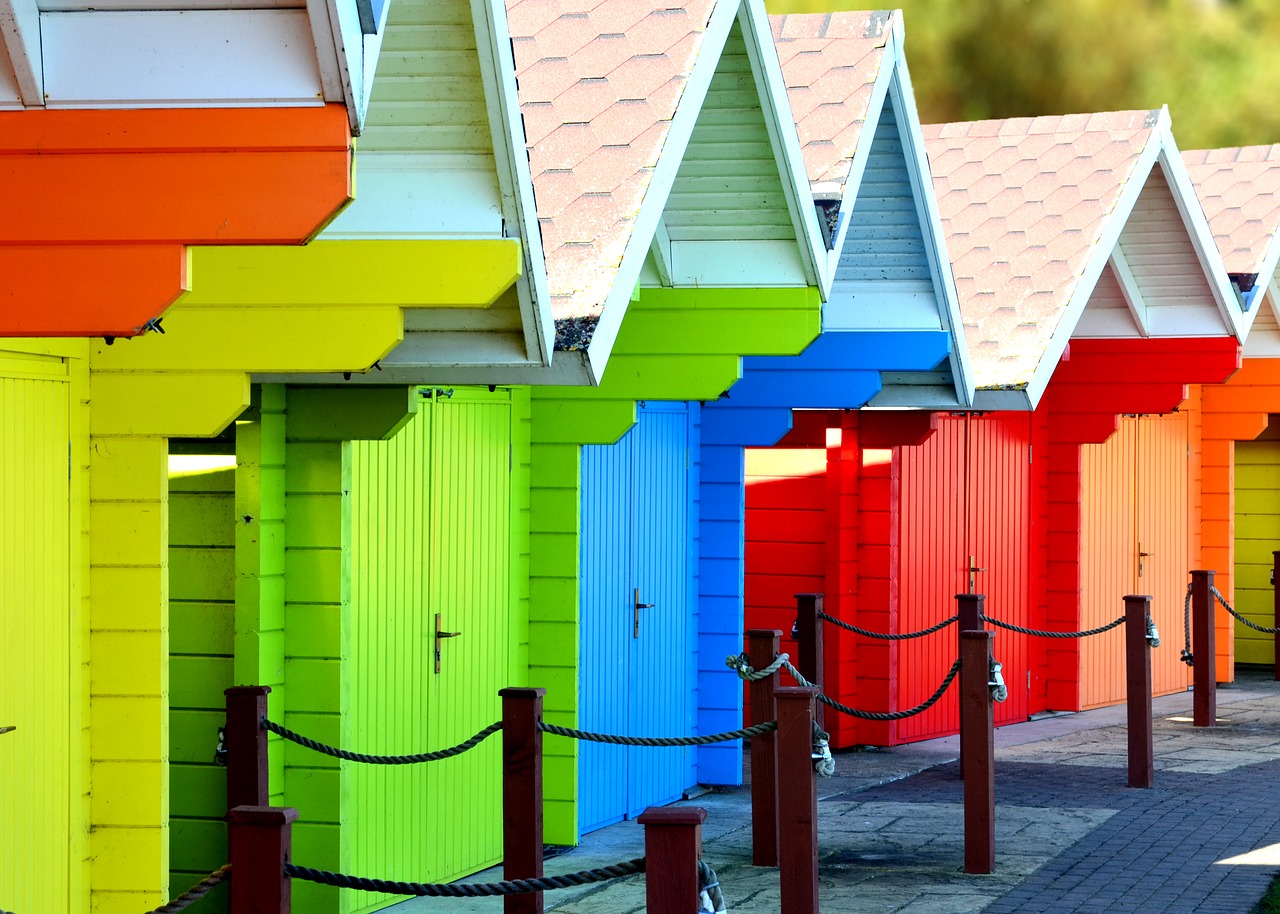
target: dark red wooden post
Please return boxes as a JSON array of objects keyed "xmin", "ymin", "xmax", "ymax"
[
  {"xmin": 637, "ymin": 806, "xmax": 705, "ymax": 913},
  {"xmin": 956, "ymin": 594, "xmax": 985, "ymax": 777},
  {"xmin": 1190, "ymin": 570, "xmax": 1216, "ymax": 727},
  {"xmin": 225, "ymin": 686, "xmax": 271, "ymax": 812},
  {"xmin": 775, "ymin": 687, "xmax": 819, "ymax": 914},
  {"xmin": 1124, "ymin": 595, "xmax": 1154, "ymax": 789},
  {"xmin": 960, "ymin": 630, "xmax": 994, "ymax": 875},
  {"xmin": 501, "ymin": 687, "xmax": 545, "ymax": 914},
  {"xmin": 794, "ymin": 594, "xmax": 824, "ymax": 731},
  {"xmin": 747, "ymin": 629, "xmax": 781, "ymax": 867},
  {"xmin": 228, "ymin": 805, "xmax": 296, "ymax": 914},
  {"xmin": 1273, "ymin": 551, "xmax": 1280, "ymax": 682}
]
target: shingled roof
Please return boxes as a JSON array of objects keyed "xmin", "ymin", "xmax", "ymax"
[
  {"xmin": 508, "ymin": 0, "xmax": 718, "ymax": 347},
  {"xmin": 770, "ymin": 10, "xmax": 892, "ymax": 194},
  {"xmin": 1183, "ymin": 145, "xmax": 1280, "ymax": 284},
  {"xmin": 924, "ymin": 110, "xmax": 1160, "ymax": 391}
]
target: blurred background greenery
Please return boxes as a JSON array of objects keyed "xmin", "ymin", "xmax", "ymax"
[{"xmin": 764, "ymin": 0, "xmax": 1280, "ymax": 150}]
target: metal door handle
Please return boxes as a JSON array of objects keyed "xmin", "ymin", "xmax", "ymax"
[
  {"xmin": 434, "ymin": 613, "xmax": 462, "ymax": 674},
  {"xmin": 634, "ymin": 588, "xmax": 655, "ymax": 638},
  {"xmin": 1139, "ymin": 544, "xmax": 1152, "ymax": 577},
  {"xmin": 0, "ymin": 726, "xmax": 14, "ymax": 735}
]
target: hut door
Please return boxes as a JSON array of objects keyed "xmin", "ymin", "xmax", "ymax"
[
  {"xmin": 579, "ymin": 403, "xmax": 695, "ymax": 832},
  {"xmin": 0, "ymin": 361, "xmax": 71, "ymax": 914},
  {"xmin": 347, "ymin": 388, "xmax": 512, "ymax": 885}
]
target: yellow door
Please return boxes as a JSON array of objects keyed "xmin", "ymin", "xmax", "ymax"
[{"xmin": 0, "ymin": 355, "xmax": 72, "ymax": 914}]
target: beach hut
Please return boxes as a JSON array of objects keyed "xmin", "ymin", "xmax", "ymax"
[
  {"xmin": 0, "ymin": 7, "xmax": 385, "ymax": 910},
  {"xmin": 1185, "ymin": 145, "xmax": 1280, "ymax": 677},
  {"xmin": 744, "ymin": 109, "xmax": 1243, "ymax": 747}
]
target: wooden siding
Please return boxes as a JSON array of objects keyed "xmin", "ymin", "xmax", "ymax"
[
  {"xmin": 0, "ymin": 361, "xmax": 72, "ymax": 914},
  {"xmin": 361, "ymin": 0, "xmax": 492, "ymax": 157},
  {"xmin": 664, "ymin": 22, "xmax": 794, "ymax": 244},
  {"xmin": 1234, "ymin": 437, "xmax": 1280, "ymax": 664},
  {"xmin": 346, "ymin": 389, "xmax": 514, "ymax": 907},
  {"xmin": 1079, "ymin": 413, "xmax": 1192, "ymax": 708},
  {"xmin": 167, "ymin": 455, "xmax": 236, "ymax": 908}
]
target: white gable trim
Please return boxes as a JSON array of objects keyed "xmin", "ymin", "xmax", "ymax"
[
  {"xmin": 0, "ymin": 0, "xmax": 41, "ymax": 105},
  {"xmin": 476, "ymin": 0, "xmax": 553, "ymax": 368},
  {"xmin": 1022, "ymin": 122, "xmax": 1163, "ymax": 408},
  {"xmin": 650, "ymin": 219, "xmax": 674, "ymax": 287},
  {"xmin": 886, "ymin": 18, "xmax": 973, "ymax": 407},
  {"xmin": 1107, "ymin": 247, "xmax": 1150, "ymax": 337},
  {"xmin": 583, "ymin": 0, "xmax": 744, "ymax": 383},
  {"xmin": 1156, "ymin": 120, "xmax": 1246, "ymax": 341},
  {"xmin": 1251, "ymin": 223, "xmax": 1280, "ymax": 317},
  {"xmin": 737, "ymin": 0, "xmax": 828, "ymax": 292}
]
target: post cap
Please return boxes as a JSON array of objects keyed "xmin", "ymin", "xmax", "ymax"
[
  {"xmin": 224, "ymin": 685, "xmax": 271, "ymax": 697},
  {"xmin": 959, "ymin": 629, "xmax": 994, "ymax": 641},
  {"xmin": 746, "ymin": 628, "xmax": 783, "ymax": 639},
  {"xmin": 1123, "ymin": 594, "xmax": 1154, "ymax": 602},
  {"xmin": 499, "ymin": 687, "xmax": 547, "ymax": 699},
  {"xmin": 228, "ymin": 805, "xmax": 299, "ymax": 825},
  {"xmin": 637, "ymin": 806, "xmax": 707, "ymax": 826}
]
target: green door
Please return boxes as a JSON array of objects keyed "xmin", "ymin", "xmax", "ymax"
[{"xmin": 346, "ymin": 387, "xmax": 513, "ymax": 910}]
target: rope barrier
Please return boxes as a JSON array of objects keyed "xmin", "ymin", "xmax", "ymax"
[
  {"xmin": 981, "ymin": 613, "xmax": 1126, "ymax": 639},
  {"xmin": 725, "ymin": 651, "xmax": 790, "ymax": 682},
  {"xmin": 262, "ymin": 719, "xmax": 502, "ymax": 765},
  {"xmin": 144, "ymin": 865, "xmax": 230, "ymax": 913},
  {"xmin": 1212, "ymin": 586, "xmax": 1280, "ymax": 634},
  {"xmin": 818, "ymin": 610, "xmax": 958, "ymax": 640},
  {"xmin": 284, "ymin": 858, "xmax": 646, "ymax": 896},
  {"xmin": 537, "ymin": 720, "xmax": 777, "ymax": 746},
  {"xmin": 1182, "ymin": 584, "xmax": 1194, "ymax": 666},
  {"xmin": 780, "ymin": 656, "xmax": 963, "ymax": 721}
]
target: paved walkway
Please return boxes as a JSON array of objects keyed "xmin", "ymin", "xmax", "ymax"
[{"xmin": 396, "ymin": 671, "xmax": 1280, "ymax": 913}]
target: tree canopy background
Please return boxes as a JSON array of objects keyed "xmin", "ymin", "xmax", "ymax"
[{"xmin": 765, "ymin": 0, "xmax": 1280, "ymax": 151}]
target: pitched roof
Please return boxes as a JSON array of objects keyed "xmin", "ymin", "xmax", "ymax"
[
  {"xmin": 507, "ymin": 0, "xmax": 717, "ymax": 345},
  {"xmin": 1182, "ymin": 145, "xmax": 1280, "ymax": 281},
  {"xmin": 769, "ymin": 10, "xmax": 892, "ymax": 193},
  {"xmin": 923, "ymin": 110, "xmax": 1159, "ymax": 389}
]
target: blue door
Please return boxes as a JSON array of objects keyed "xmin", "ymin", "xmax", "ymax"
[{"xmin": 579, "ymin": 403, "xmax": 696, "ymax": 832}]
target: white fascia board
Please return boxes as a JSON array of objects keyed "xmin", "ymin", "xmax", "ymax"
[
  {"xmin": 0, "ymin": 0, "xmax": 41, "ymax": 105},
  {"xmin": 737, "ymin": 0, "xmax": 827, "ymax": 294},
  {"xmin": 584, "ymin": 0, "xmax": 741, "ymax": 385},
  {"xmin": 887, "ymin": 25, "xmax": 974, "ymax": 407},
  {"xmin": 1107, "ymin": 247, "xmax": 1150, "ymax": 337},
  {"xmin": 306, "ymin": 0, "xmax": 346, "ymax": 105},
  {"xmin": 650, "ymin": 219, "xmax": 674, "ymax": 287},
  {"xmin": 1268, "ymin": 277, "xmax": 1280, "ymax": 333},
  {"xmin": 1251, "ymin": 228, "xmax": 1280, "ymax": 317},
  {"xmin": 1156, "ymin": 120, "xmax": 1246, "ymax": 341},
  {"xmin": 475, "ymin": 0, "xmax": 554, "ymax": 368},
  {"xmin": 1021, "ymin": 127, "xmax": 1163, "ymax": 409},
  {"xmin": 827, "ymin": 31, "xmax": 894, "ymax": 286}
]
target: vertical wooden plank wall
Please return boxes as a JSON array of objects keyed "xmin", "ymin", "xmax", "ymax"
[
  {"xmin": 167, "ymin": 451, "xmax": 236, "ymax": 907},
  {"xmin": 0, "ymin": 355, "xmax": 74, "ymax": 914}
]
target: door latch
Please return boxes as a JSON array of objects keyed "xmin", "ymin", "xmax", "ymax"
[
  {"xmin": 634, "ymin": 588, "xmax": 655, "ymax": 638},
  {"xmin": 967, "ymin": 555, "xmax": 986, "ymax": 594},
  {"xmin": 434, "ymin": 612, "xmax": 462, "ymax": 673},
  {"xmin": 1138, "ymin": 543, "xmax": 1151, "ymax": 578},
  {"xmin": 0, "ymin": 726, "xmax": 14, "ymax": 736}
]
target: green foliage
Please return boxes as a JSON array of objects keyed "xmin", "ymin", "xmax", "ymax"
[{"xmin": 766, "ymin": 0, "xmax": 1280, "ymax": 149}]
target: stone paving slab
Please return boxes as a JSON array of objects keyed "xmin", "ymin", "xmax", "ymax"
[{"xmin": 393, "ymin": 672, "xmax": 1280, "ymax": 913}]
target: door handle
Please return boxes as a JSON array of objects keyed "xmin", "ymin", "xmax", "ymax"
[
  {"xmin": 434, "ymin": 612, "xmax": 462, "ymax": 674},
  {"xmin": 967, "ymin": 555, "xmax": 986, "ymax": 595},
  {"xmin": 1138, "ymin": 543, "xmax": 1152, "ymax": 578},
  {"xmin": 0, "ymin": 726, "xmax": 14, "ymax": 735},
  {"xmin": 634, "ymin": 588, "xmax": 655, "ymax": 638}
]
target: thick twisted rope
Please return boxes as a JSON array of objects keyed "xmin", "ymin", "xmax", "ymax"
[
  {"xmin": 818, "ymin": 610, "xmax": 958, "ymax": 640},
  {"xmin": 981, "ymin": 613, "xmax": 1125, "ymax": 639},
  {"xmin": 1212, "ymin": 586, "xmax": 1280, "ymax": 634},
  {"xmin": 780, "ymin": 656, "xmax": 962, "ymax": 721},
  {"xmin": 262, "ymin": 718, "xmax": 502, "ymax": 764},
  {"xmin": 538, "ymin": 720, "xmax": 776, "ymax": 746},
  {"xmin": 284, "ymin": 858, "xmax": 645, "ymax": 896},
  {"xmin": 144, "ymin": 865, "xmax": 230, "ymax": 913},
  {"xmin": 725, "ymin": 651, "xmax": 790, "ymax": 682},
  {"xmin": 1182, "ymin": 584, "xmax": 1194, "ymax": 666}
]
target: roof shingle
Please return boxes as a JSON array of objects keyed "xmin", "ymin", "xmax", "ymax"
[
  {"xmin": 923, "ymin": 109, "xmax": 1159, "ymax": 389},
  {"xmin": 1183, "ymin": 145, "xmax": 1280, "ymax": 279}
]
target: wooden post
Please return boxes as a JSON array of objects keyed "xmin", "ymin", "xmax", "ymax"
[
  {"xmin": 956, "ymin": 594, "xmax": 985, "ymax": 777},
  {"xmin": 501, "ymin": 687, "xmax": 545, "ymax": 914},
  {"xmin": 228, "ymin": 805, "xmax": 296, "ymax": 914},
  {"xmin": 747, "ymin": 629, "xmax": 781, "ymax": 867},
  {"xmin": 637, "ymin": 807, "xmax": 705, "ymax": 913},
  {"xmin": 1273, "ymin": 552, "xmax": 1280, "ymax": 682},
  {"xmin": 775, "ymin": 687, "xmax": 819, "ymax": 914},
  {"xmin": 960, "ymin": 631, "xmax": 994, "ymax": 875},
  {"xmin": 1124, "ymin": 595, "xmax": 1154, "ymax": 789},
  {"xmin": 1190, "ymin": 570, "xmax": 1216, "ymax": 727},
  {"xmin": 794, "ymin": 593, "xmax": 825, "ymax": 738},
  {"xmin": 225, "ymin": 686, "xmax": 271, "ymax": 812}
]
